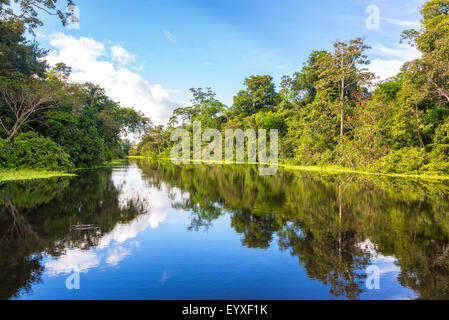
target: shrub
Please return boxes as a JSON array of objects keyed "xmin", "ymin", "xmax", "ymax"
[
  {"xmin": 3, "ymin": 132, "xmax": 74, "ymax": 171},
  {"xmin": 44, "ymin": 111, "xmax": 105, "ymax": 167},
  {"xmin": 0, "ymin": 138, "xmax": 15, "ymax": 169},
  {"xmin": 368, "ymin": 147, "xmax": 429, "ymax": 174},
  {"xmin": 420, "ymin": 122, "xmax": 449, "ymax": 175}
]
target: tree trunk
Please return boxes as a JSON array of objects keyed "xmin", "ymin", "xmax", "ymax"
[
  {"xmin": 6, "ymin": 121, "xmax": 20, "ymax": 141},
  {"xmin": 340, "ymin": 77, "xmax": 345, "ymax": 137},
  {"xmin": 338, "ymin": 184, "xmax": 343, "ymax": 258},
  {"xmin": 417, "ymin": 128, "xmax": 425, "ymax": 149},
  {"xmin": 428, "ymin": 78, "xmax": 449, "ymax": 103},
  {"xmin": 340, "ymin": 108, "xmax": 344, "ymax": 137}
]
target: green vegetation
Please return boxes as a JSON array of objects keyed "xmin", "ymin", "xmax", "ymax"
[
  {"xmin": 0, "ymin": 169, "xmax": 75, "ymax": 182},
  {"xmin": 132, "ymin": 0, "xmax": 449, "ymax": 177},
  {"xmin": 2, "ymin": 0, "xmax": 449, "ymax": 179},
  {"xmin": 0, "ymin": 1, "xmax": 149, "ymax": 175}
]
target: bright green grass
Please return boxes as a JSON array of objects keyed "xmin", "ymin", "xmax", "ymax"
[
  {"xmin": 280, "ymin": 164, "xmax": 449, "ymax": 181},
  {"xmin": 0, "ymin": 159, "xmax": 128, "ymax": 182},
  {"xmin": 0, "ymin": 170, "xmax": 75, "ymax": 182}
]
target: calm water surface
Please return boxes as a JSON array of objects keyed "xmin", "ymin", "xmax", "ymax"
[{"xmin": 1, "ymin": 159, "xmax": 449, "ymax": 300}]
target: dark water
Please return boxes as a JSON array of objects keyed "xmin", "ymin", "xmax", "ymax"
[{"xmin": 1, "ymin": 159, "xmax": 449, "ymax": 300}]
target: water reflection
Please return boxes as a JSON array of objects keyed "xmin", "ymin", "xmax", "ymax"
[
  {"xmin": 135, "ymin": 159, "xmax": 449, "ymax": 300},
  {"xmin": 0, "ymin": 167, "xmax": 147, "ymax": 299},
  {"xmin": 1, "ymin": 160, "xmax": 449, "ymax": 300}
]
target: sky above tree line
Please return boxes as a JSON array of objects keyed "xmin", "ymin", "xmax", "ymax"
[{"xmin": 32, "ymin": 0, "xmax": 425, "ymax": 124}]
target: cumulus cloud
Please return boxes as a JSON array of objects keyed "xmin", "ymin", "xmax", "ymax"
[
  {"xmin": 45, "ymin": 249, "xmax": 101, "ymax": 275},
  {"xmin": 369, "ymin": 59, "xmax": 406, "ymax": 81},
  {"xmin": 96, "ymin": 164, "xmax": 185, "ymax": 249},
  {"xmin": 44, "ymin": 165, "xmax": 183, "ymax": 275},
  {"xmin": 106, "ymin": 246, "xmax": 132, "ymax": 266},
  {"xmin": 110, "ymin": 45, "xmax": 136, "ymax": 65},
  {"xmin": 46, "ymin": 33, "xmax": 179, "ymax": 124},
  {"xmin": 368, "ymin": 43, "xmax": 421, "ymax": 81}
]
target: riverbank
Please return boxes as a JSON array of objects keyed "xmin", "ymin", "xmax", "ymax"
[
  {"xmin": 280, "ymin": 164, "xmax": 449, "ymax": 181},
  {"xmin": 0, "ymin": 159, "xmax": 129, "ymax": 182},
  {"xmin": 128, "ymin": 156, "xmax": 449, "ymax": 181},
  {"xmin": 0, "ymin": 170, "xmax": 76, "ymax": 182}
]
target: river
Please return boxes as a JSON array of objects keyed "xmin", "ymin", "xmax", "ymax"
[{"xmin": 1, "ymin": 159, "xmax": 449, "ymax": 300}]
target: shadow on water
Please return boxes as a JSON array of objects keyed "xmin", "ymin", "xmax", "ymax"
[{"xmin": 1, "ymin": 158, "xmax": 449, "ymax": 300}]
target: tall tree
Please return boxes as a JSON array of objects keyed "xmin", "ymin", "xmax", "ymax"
[
  {"xmin": 0, "ymin": 0, "xmax": 75, "ymax": 34},
  {"xmin": 0, "ymin": 19, "xmax": 48, "ymax": 77},
  {"xmin": 315, "ymin": 38, "xmax": 373, "ymax": 137},
  {"xmin": 0, "ymin": 74, "xmax": 67, "ymax": 140},
  {"xmin": 232, "ymin": 75, "xmax": 279, "ymax": 116},
  {"xmin": 402, "ymin": 0, "xmax": 449, "ymax": 104}
]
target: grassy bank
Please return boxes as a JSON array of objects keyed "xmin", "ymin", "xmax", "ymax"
[
  {"xmin": 280, "ymin": 164, "xmax": 449, "ymax": 181},
  {"xmin": 0, "ymin": 170, "xmax": 76, "ymax": 182},
  {"xmin": 0, "ymin": 159, "xmax": 129, "ymax": 182},
  {"xmin": 128, "ymin": 156, "xmax": 449, "ymax": 181}
]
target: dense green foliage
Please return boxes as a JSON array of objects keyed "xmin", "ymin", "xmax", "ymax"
[
  {"xmin": 134, "ymin": 0, "xmax": 449, "ymax": 176},
  {"xmin": 0, "ymin": 132, "xmax": 73, "ymax": 171},
  {"xmin": 0, "ymin": 1, "xmax": 150, "ymax": 171}
]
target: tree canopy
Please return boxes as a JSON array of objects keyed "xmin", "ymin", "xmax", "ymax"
[
  {"xmin": 134, "ymin": 0, "xmax": 449, "ymax": 177},
  {"xmin": 0, "ymin": 1, "xmax": 151, "ymax": 171}
]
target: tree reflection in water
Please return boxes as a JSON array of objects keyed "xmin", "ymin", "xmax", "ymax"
[
  {"xmin": 1, "ymin": 160, "xmax": 449, "ymax": 300},
  {"xmin": 136, "ymin": 159, "xmax": 449, "ymax": 300},
  {"xmin": 0, "ymin": 168, "xmax": 147, "ymax": 300}
]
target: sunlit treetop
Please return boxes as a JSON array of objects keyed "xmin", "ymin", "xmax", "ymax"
[{"xmin": 0, "ymin": 0, "xmax": 75, "ymax": 34}]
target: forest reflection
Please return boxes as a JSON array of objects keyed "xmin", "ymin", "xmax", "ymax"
[
  {"xmin": 0, "ymin": 168, "xmax": 147, "ymax": 300},
  {"xmin": 136, "ymin": 159, "xmax": 449, "ymax": 300},
  {"xmin": 1, "ymin": 160, "xmax": 449, "ymax": 300}
]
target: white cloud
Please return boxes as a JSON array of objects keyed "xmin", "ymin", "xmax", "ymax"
[
  {"xmin": 369, "ymin": 59, "xmax": 406, "ymax": 81},
  {"xmin": 45, "ymin": 249, "xmax": 101, "ymax": 275},
  {"xmin": 96, "ymin": 165, "xmax": 183, "ymax": 249},
  {"xmin": 373, "ymin": 43, "xmax": 421, "ymax": 61},
  {"xmin": 357, "ymin": 239, "xmax": 401, "ymax": 275},
  {"xmin": 163, "ymin": 30, "xmax": 176, "ymax": 42},
  {"xmin": 110, "ymin": 45, "xmax": 136, "ymax": 65},
  {"xmin": 106, "ymin": 246, "xmax": 131, "ymax": 266},
  {"xmin": 44, "ymin": 165, "xmax": 183, "ymax": 275},
  {"xmin": 382, "ymin": 17, "xmax": 421, "ymax": 28},
  {"xmin": 369, "ymin": 44, "xmax": 421, "ymax": 81},
  {"xmin": 46, "ymin": 33, "xmax": 180, "ymax": 124}
]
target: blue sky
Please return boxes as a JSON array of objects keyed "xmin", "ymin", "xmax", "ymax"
[{"xmin": 33, "ymin": 0, "xmax": 425, "ymax": 124}]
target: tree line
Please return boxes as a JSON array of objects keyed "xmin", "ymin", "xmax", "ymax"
[
  {"xmin": 133, "ymin": 0, "xmax": 449, "ymax": 175},
  {"xmin": 0, "ymin": 0, "xmax": 150, "ymax": 171}
]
